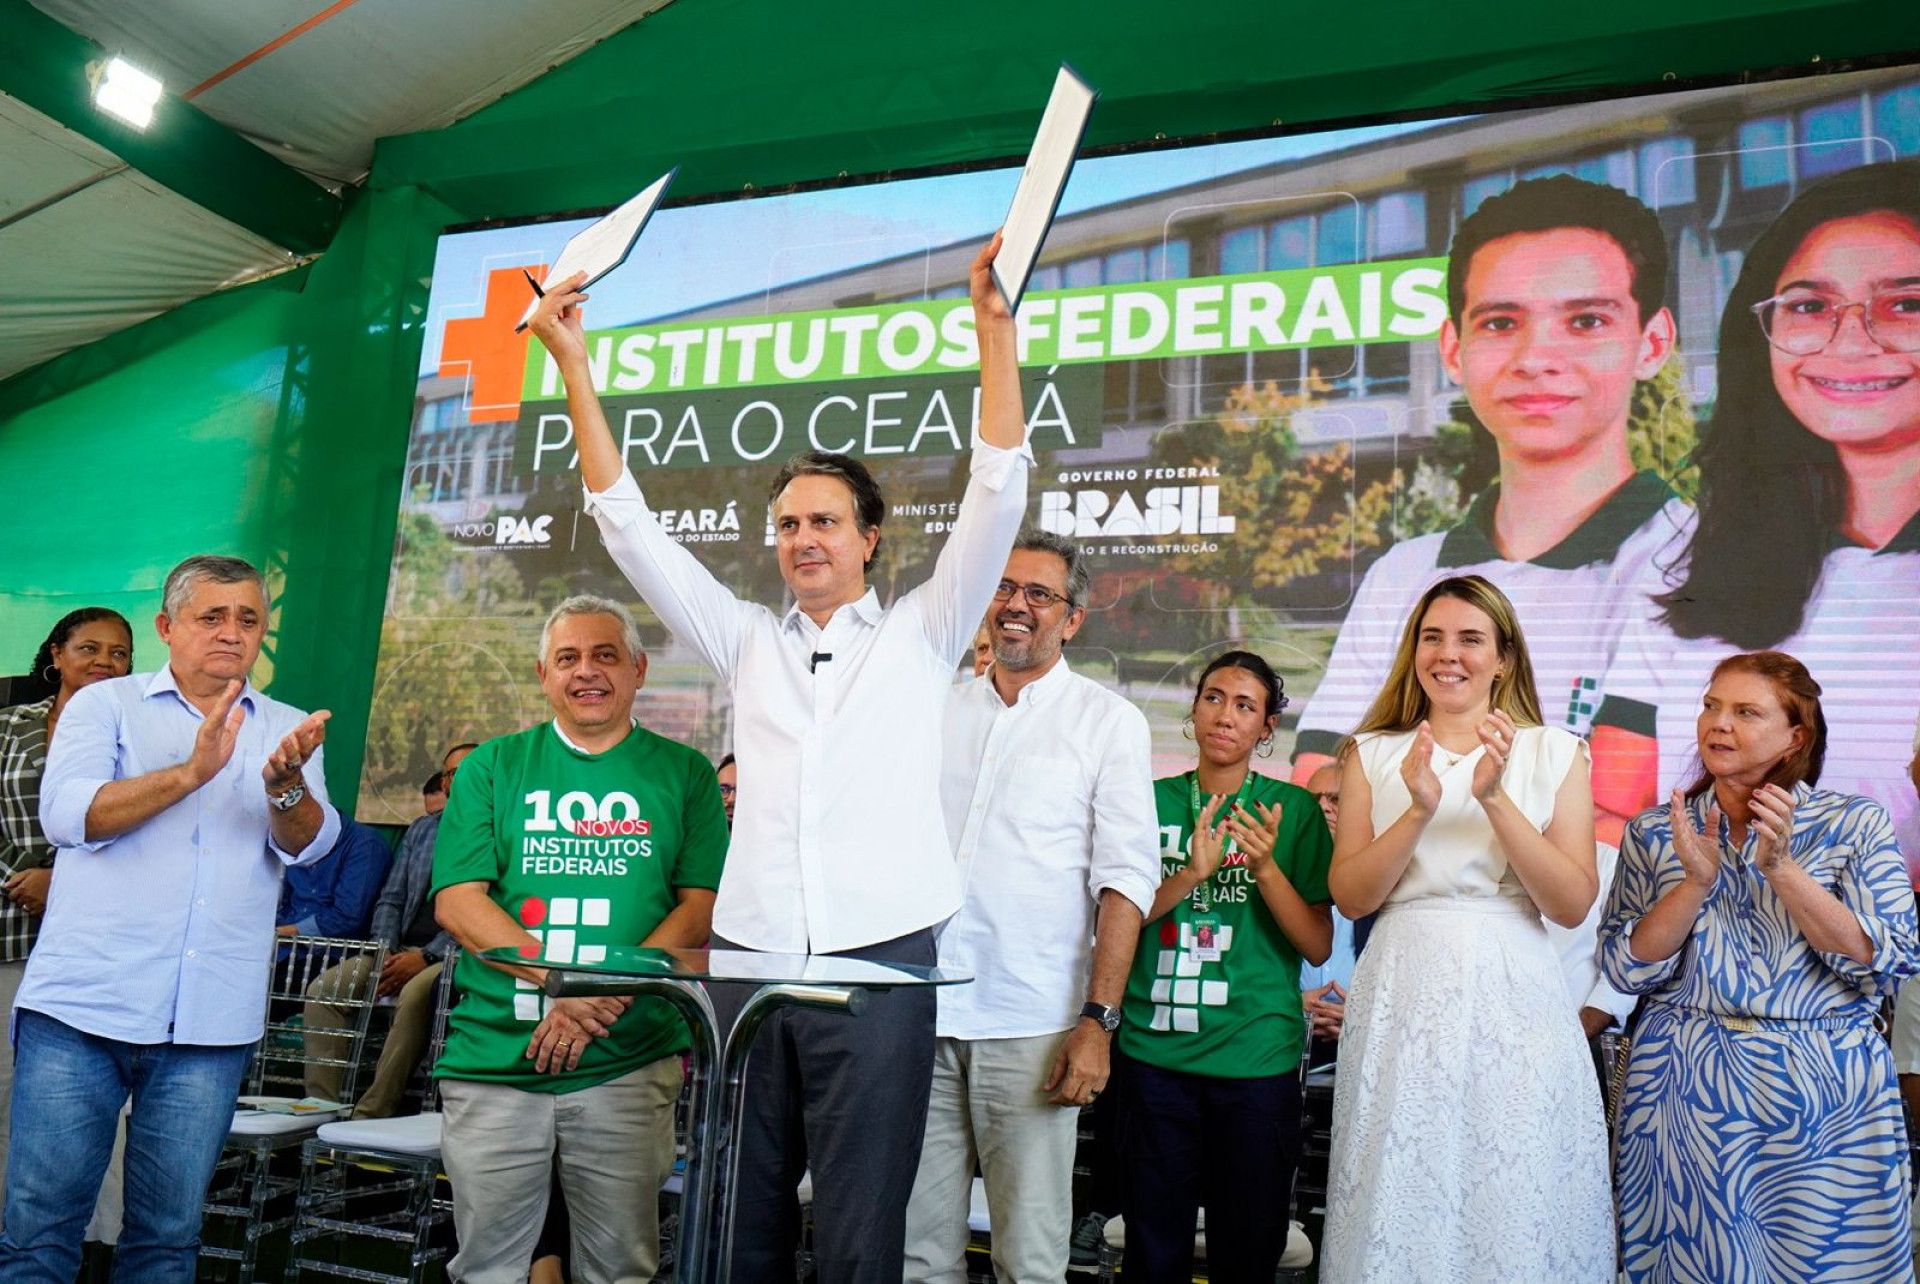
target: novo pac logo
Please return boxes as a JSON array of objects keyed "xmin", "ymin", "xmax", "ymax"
[
  {"xmin": 495, "ymin": 514, "xmax": 553, "ymax": 546},
  {"xmin": 446, "ymin": 512, "xmax": 557, "ymax": 548}
]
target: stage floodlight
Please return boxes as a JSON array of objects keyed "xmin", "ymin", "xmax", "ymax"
[{"xmin": 94, "ymin": 57, "xmax": 163, "ymax": 130}]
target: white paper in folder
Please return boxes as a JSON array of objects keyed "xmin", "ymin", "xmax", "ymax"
[
  {"xmin": 991, "ymin": 64, "xmax": 1099, "ymax": 315},
  {"xmin": 515, "ymin": 167, "xmax": 679, "ymax": 330}
]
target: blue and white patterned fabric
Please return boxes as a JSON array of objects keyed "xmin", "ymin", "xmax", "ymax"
[{"xmin": 1600, "ymin": 783, "xmax": 1920, "ymax": 1284}]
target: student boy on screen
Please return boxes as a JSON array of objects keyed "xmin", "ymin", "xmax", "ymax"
[{"xmin": 1291, "ymin": 175, "xmax": 1691, "ymax": 780}]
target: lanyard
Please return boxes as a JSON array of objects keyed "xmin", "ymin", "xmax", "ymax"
[{"xmin": 1186, "ymin": 770, "xmax": 1256, "ymax": 912}]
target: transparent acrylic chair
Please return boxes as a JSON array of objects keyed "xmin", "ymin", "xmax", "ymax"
[
  {"xmin": 200, "ymin": 934, "xmax": 388, "ymax": 1282},
  {"xmin": 284, "ymin": 950, "xmax": 460, "ymax": 1284}
]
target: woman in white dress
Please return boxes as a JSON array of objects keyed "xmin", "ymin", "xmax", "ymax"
[{"xmin": 1321, "ymin": 573, "xmax": 1613, "ymax": 1282}]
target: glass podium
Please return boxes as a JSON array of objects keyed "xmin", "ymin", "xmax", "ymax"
[{"xmin": 482, "ymin": 945, "xmax": 968, "ymax": 1284}]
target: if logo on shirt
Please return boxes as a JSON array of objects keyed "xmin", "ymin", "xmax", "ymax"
[
  {"xmin": 1148, "ymin": 920, "xmax": 1232, "ymax": 1034},
  {"xmin": 512, "ymin": 895, "xmax": 613, "ymax": 1022}
]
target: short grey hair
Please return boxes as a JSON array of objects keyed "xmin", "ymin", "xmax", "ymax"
[
  {"xmin": 1011, "ymin": 527, "xmax": 1090, "ymax": 610},
  {"xmin": 538, "ymin": 595, "xmax": 643, "ymax": 663},
  {"xmin": 161, "ymin": 555, "xmax": 270, "ymax": 620}
]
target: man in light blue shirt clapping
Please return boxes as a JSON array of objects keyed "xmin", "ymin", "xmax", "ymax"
[{"xmin": 0, "ymin": 555, "xmax": 337, "ymax": 1283}]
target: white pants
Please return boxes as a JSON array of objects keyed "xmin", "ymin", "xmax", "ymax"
[
  {"xmin": 441, "ymin": 1057, "xmax": 681, "ymax": 1284},
  {"xmin": 902, "ymin": 1032, "xmax": 1079, "ymax": 1284}
]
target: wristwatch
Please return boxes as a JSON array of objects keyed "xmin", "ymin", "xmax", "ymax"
[
  {"xmin": 268, "ymin": 780, "xmax": 307, "ymax": 812},
  {"xmin": 1080, "ymin": 1001, "xmax": 1122, "ymax": 1033}
]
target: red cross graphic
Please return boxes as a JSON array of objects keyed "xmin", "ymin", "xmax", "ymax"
[{"xmin": 439, "ymin": 265, "xmax": 548, "ymax": 424}]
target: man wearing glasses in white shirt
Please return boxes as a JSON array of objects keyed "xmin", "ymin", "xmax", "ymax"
[
  {"xmin": 525, "ymin": 234, "xmax": 1030, "ymax": 1284},
  {"xmin": 905, "ymin": 529, "xmax": 1158, "ymax": 1284}
]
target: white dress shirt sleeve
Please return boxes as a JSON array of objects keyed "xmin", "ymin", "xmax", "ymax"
[
  {"xmin": 899, "ymin": 439, "xmax": 1031, "ymax": 665},
  {"xmin": 583, "ymin": 467, "xmax": 757, "ymax": 682},
  {"xmin": 1087, "ymin": 703, "xmax": 1161, "ymax": 917},
  {"xmin": 38, "ymin": 682, "xmax": 121, "ymax": 853},
  {"xmin": 1582, "ymin": 975, "xmax": 1639, "ymax": 1029}
]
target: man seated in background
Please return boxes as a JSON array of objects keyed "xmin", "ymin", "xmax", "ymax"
[
  {"xmin": 277, "ymin": 815, "xmax": 392, "ymax": 941},
  {"xmin": 716, "ymin": 752, "xmax": 737, "ymax": 830},
  {"xmin": 304, "ymin": 742, "xmax": 475, "ymax": 1113},
  {"xmin": 1551, "ymin": 843, "xmax": 1637, "ymax": 1055},
  {"xmin": 1301, "ymin": 762, "xmax": 1352, "ymax": 1044},
  {"xmin": 422, "ymin": 769, "xmax": 451, "ymax": 817}
]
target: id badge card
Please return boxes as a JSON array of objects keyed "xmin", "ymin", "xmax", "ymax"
[{"xmin": 1190, "ymin": 912, "xmax": 1223, "ymax": 963}]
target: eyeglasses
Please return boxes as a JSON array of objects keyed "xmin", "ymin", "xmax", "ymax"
[
  {"xmin": 992, "ymin": 580, "xmax": 1072, "ymax": 609},
  {"xmin": 1751, "ymin": 288, "xmax": 1920, "ymax": 355},
  {"xmin": 718, "ymin": 784, "xmax": 737, "ymax": 798}
]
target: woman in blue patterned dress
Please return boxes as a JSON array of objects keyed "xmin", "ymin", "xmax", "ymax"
[{"xmin": 1601, "ymin": 649, "xmax": 1919, "ymax": 1283}]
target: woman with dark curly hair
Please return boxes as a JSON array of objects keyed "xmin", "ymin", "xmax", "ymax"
[
  {"xmin": 0, "ymin": 607, "xmax": 133, "ymax": 1193},
  {"xmin": 1592, "ymin": 159, "xmax": 1920, "ymax": 859}
]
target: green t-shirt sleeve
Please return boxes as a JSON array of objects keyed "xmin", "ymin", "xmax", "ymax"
[
  {"xmin": 1279, "ymin": 781, "xmax": 1334, "ymax": 905},
  {"xmin": 673, "ymin": 754, "xmax": 729, "ymax": 892},
  {"xmin": 430, "ymin": 740, "xmax": 501, "ymax": 899}
]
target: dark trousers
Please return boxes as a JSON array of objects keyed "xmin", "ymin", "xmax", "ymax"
[
  {"xmin": 1117, "ymin": 1047, "xmax": 1302, "ymax": 1284},
  {"xmin": 707, "ymin": 929, "xmax": 936, "ymax": 1284}
]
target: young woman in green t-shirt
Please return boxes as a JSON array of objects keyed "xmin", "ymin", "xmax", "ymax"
[{"xmin": 1114, "ymin": 651, "xmax": 1334, "ymax": 1284}]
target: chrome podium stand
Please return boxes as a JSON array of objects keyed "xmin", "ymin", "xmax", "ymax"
[{"xmin": 484, "ymin": 945, "xmax": 967, "ymax": 1284}]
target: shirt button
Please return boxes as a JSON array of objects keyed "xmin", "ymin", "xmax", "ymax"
[
  {"xmin": 196, "ymin": 898, "xmax": 207, "ymax": 907},
  {"xmin": 187, "ymin": 950, "xmax": 198, "ymax": 959}
]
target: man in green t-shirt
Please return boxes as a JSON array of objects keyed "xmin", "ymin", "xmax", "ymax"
[{"xmin": 432, "ymin": 595, "xmax": 728, "ymax": 1284}]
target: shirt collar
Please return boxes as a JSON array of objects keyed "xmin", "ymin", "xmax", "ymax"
[
  {"xmin": 781, "ymin": 587, "xmax": 884, "ymax": 635},
  {"xmin": 982, "ymin": 654, "xmax": 1074, "ymax": 709},
  {"xmin": 1869, "ymin": 505, "xmax": 1920, "ymax": 556},
  {"xmin": 1437, "ymin": 470, "xmax": 1677, "ymax": 570},
  {"xmin": 550, "ymin": 718, "xmax": 638, "ymax": 756},
  {"xmin": 143, "ymin": 666, "xmax": 259, "ymax": 712},
  {"xmin": 1685, "ymin": 779, "xmax": 1816, "ymax": 834},
  {"xmin": 11, "ymin": 695, "xmax": 55, "ymax": 722}
]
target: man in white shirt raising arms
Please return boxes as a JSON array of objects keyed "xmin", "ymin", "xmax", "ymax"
[
  {"xmin": 525, "ymin": 234, "xmax": 1030, "ymax": 1284},
  {"xmin": 905, "ymin": 528, "xmax": 1159, "ymax": 1284}
]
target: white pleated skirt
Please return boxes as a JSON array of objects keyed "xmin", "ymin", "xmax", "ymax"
[{"xmin": 1320, "ymin": 895, "xmax": 1615, "ymax": 1284}]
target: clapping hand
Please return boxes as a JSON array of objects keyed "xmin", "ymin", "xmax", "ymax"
[
  {"xmin": 1402, "ymin": 721, "xmax": 1442, "ymax": 817},
  {"xmin": 1223, "ymin": 800, "xmax": 1285, "ymax": 878},
  {"xmin": 1471, "ymin": 710, "xmax": 1516, "ymax": 803},
  {"xmin": 264, "ymin": 710, "xmax": 331, "ymax": 794},
  {"xmin": 186, "ymin": 680, "xmax": 247, "ymax": 786},
  {"xmin": 1749, "ymin": 783, "xmax": 1797, "ymax": 875},
  {"xmin": 1669, "ymin": 788, "xmax": 1725, "ymax": 890},
  {"xmin": 1187, "ymin": 793, "xmax": 1230, "ymax": 882}
]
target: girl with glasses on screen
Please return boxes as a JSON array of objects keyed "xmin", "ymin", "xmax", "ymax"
[{"xmin": 1591, "ymin": 159, "xmax": 1920, "ymax": 866}]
